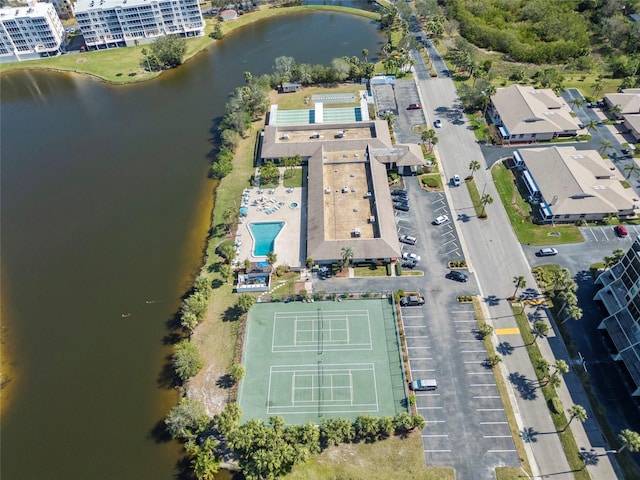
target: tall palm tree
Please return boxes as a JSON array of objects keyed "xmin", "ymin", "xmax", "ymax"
[
  {"xmin": 529, "ymin": 321, "xmax": 549, "ymax": 345},
  {"xmin": 623, "ymin": 163, "xmax": 640, "ymax": 180},
  {"xmin": 592, "ymin": 80, "xmax": 603, "ymax": 98},
  {"xmin": 512, "ymin": 275, "xmax": 526, "ymax": 298},
  {"xmin": 479, "ymin": 193, "xmax": 493, "ymax": 217},
  {"xmin": 469, "ymin": 160, "xmax": 481, "ymax": 178},
  {"xmin": 421, "ymin": 129, "xmax": 437, "ymax": 153},
  {"xmin": 584, "ymin": 119, "xmax": 598, "ymax": 133},
  {"xmin": 569, "ymin": 97, "xmax": 584, "ymax": 109},
  {"xmin": 561, "ymin": 405, "xmax": 587, "ymax": 432},
  {"xmin": 546, "ymin": 373, "xmax": 562, "ymax": 388},
  {"xmin": 617, "ymin": 429, "xmax": 640, "ymax": 453},
  {"xmin": 563, "ymin": 304, "xmax": 583, "ymax": 323},
  {"xmin": 609, "ymin": 103, "xmax": 622, "ymax": 118},
  {"xmin": 341, "ymin": 246, "xmax": 354, "ymax": 271},
  {"xmin": 551, "ymin": 359, "xmax": 569, "ymax": 376},
  {"xmin": 599, "ymin": 139, "xmax": 613, "ymax": 154},
  {"xmin": 361, "ymin": 48, "xmax": 369, "ymax": 64}
]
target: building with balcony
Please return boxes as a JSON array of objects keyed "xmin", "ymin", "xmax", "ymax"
[
  {"xmin": 0, "ymin": 2, "xmax": 65, "ymax": 62},
  {"xmin": 75, "ymin": 0, "xmax": 204, "ymax": 50},
  {"xmin": 594, "ymin": 238, "xmax": 640, "ymax": 396},
  {"xmin": 488, "ymin": 84, "xmax": 582, "ymax": 143},
  {"xmin": 513, "ymin": 146, "xmax": 637, "ymax": 223}
]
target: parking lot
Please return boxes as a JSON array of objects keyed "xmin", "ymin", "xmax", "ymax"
[
  {"xmin": 579, "ymin": 224, "xmax": 640, "ymax": 243},
  {"xmin": 401, "ymin": 301, "xmax": 518, "ymax": 478}
]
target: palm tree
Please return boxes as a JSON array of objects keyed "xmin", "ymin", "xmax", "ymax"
[
  {"xmin": 266, "ymin": 251, "xmax": 277, "ymax": 267},
  {"xmin": 552, "ymin": 268, "xmax": 572, "ymax": 291},
  {"xmin": 529, "ymin": 321, "xmax": 549, "ymax": 345},
  {"xmin": 623, "ymin": 163, "xmax": 640, "ymax": 180},
  {"xmin": 341, "ymin": 246, "xmax": 354, "ymax": 271},
  {"xmin": 361, "ymin": 48, "xmax": 369, "ymax": 63},
  {"xmin": 243, "ymin": 71, "xmax": 253, "ymax": 85},
  {"xmin": 584, "ymin": 119, "xmax": 598, "ymax": 133},
  {"xmin": 479, "ymin": 193, "xmax": 493, "ymax": 217},
  {"xmin": 563, "ymin": 304, "xmax": 583, "ymax": 323},
  {"xmin": 469, "ymin": 160, "xmax": 481, "ymax": 178},
  {"xmin": 223, "ymin": 208, "xmax": 236, "ymax": 232},
  {"xmin": 557, "ymin": 291, "xmax": 578, "ymax": 318},
  {"xmin": 561, "ymin": 405, "xmax": 587, "ymax": 432},
  {"xmin": 545, "ymin": 372, "xmax": 562, "ymax": 388},
  {"xmin": 617, "ymin": 429, "xmax": 640, "ymax": 453},
  {"xmin": 421, "ymin": 129, "xmax": 437, "ymax": 153},
  {"xmin": 551, "ymin": 359, "xmax": 569, "ymax": 376},
  {"xmin": 513, "ymin": 275, "xmax": 526, "ymax": 298},
  {"xmin": 592, "ymin": 80, "xmax": 603, "ymax": 98},
  {"xmin": 486, "ymin": 354, "xmax": 502, "ymax": 366},
  {"xmin": 599, "ymin": 139, "xmax": 613, "ymax": 154},
  {"xmin": 569, "ymin": 97, "xmax": 584, "ymax": 109},
  {"xmin": 609, "ymin": 103, "xmax": 622, "ymax": 118}
]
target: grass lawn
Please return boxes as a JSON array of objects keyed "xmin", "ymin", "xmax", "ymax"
[
  {"xmin": 468, "ymin": 112, "xmax": 490, "ymax": 142},
  {"xmin": 419, "ymin": 173, "xmax": 442, "ymax": 190},
  {"xmin": 354, "ymin": 264, "xmax": 389, "ymax": 277},
  {"xmin": 283, "ymin": 167, "xmax": 303, "ymax": 188},
  {"xmin": 491, "ymin": 163, "xmax": 584, "ymax": 246},
  {"xmin": 283, "ymin": 431, "xmax": 454, "ymax": 480}
]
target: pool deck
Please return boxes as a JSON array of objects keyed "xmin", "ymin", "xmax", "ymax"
[{"xmin": 235, "ymin": 175, "xmax": 305, "ymax": 268}]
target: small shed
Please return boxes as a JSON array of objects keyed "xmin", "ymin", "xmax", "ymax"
[{"xmin": 279, "ymin": 82, "xmax": 302, "ymax": 94}]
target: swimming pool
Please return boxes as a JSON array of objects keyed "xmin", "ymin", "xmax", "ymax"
[{"xmin": 249, "ymin": 221, "xmax": 285, "ymax": 257}]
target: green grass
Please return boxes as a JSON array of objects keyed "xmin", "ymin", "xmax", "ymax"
[
  {"xmin": 420, "ymin": 173, "xmax": 442, "ymax": 190},
  {"xmin": 511, "ymin": 305, "xmax": 590, "ymax": 480},
  {"xmin": 466, "ymin": 177, "xmax": 484, "ymax": 217},
  {"xmin": 491, "ymin": 163, "xmax": 584, "ymax": 246},
  {"xmin": 283, "ymin": 431, "xmax": 454, "ymax": 480},
  {"xmin": 468, "ymin": 113, "xmax": 490, "ymax": 142},
  {"xmin": 354, "ymin": 264, "xmax": 389, "ymax": 277},
  {"xmin": 283, "ymin": 168, "xmax": 303, "ymax": 188}
]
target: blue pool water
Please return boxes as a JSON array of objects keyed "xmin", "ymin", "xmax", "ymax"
[{"xmin": 249, "ymin": 221, "xmax": 285, "ymax": 256}]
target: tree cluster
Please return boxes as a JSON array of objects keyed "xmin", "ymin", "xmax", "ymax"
[
  {"xmin": 141, "ymin": 35, "xmax": 188, "ymax": 71},
  {"xmin": 180, "ymin": 275, "xmax": 213, "ymax": 332},
  {"xmin": 445, "ymin": 0, "xmax": 590, "ymax": 64}
]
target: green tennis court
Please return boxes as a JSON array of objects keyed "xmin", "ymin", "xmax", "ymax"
[{"xmin": 237, "ymin": 298, "xmax": 407, "ymax": 424}]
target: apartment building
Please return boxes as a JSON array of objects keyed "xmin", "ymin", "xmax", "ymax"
[
  {"xmin": 594, "ymin": 238, "xmax": 640, "ymax": 396},
  {"xmin": 75, "ymin": 0, "xmax": 204, "ymax": 50},
  {"xmin": 0, "ymin": 2, "xmax": 65, "ymax": 62}
]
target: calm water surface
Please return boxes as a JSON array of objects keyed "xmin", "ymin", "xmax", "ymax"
[{"xmin": 0, "ymin": 11, "xmax": 383, "ymax": 480}]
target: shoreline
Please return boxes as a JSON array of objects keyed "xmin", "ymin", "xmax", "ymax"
[{"xmin": 0, "ymin": 5, "xmax": 380, "ymax": 85}]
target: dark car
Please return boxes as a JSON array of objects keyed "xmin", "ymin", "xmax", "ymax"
[
  {"xmin": 393, "ymin": 202, "xmax": 410, "ymax": 212},
  {"xmin": 446, "ymin": 270, "xmax": 468, "ymax": 282},
  {"xmin": 400, "ymin": 295, "xmax": 425, "ymax": 306},
  {"xmin": 402, "ymin": 260, "xmax": 416, "ymax": 269},
  {"xmin": 392, "ymin": 192, "xmax": 408, "ymax": 199},
  {"xmin": 391, "ymin": 189, "xmax": 407, "ymax": 196}
]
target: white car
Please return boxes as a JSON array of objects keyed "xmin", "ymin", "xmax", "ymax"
[
  {"xmin": 402, "ymin": 252, "xmax": 421, "ymax": 262},
  {"xmin": 432, "ymin": 214, "xmax": 449, "ymax": 225},
  {"xmin": 451, "ymin": 174, "xmax": 461, "ymax": 187},
  {"xmin": 434, "ymin": 119, "xmax": 442, "ymax": 128}
]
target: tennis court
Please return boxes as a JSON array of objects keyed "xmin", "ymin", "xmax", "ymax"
[{"xmin": 238, "ymin": 298, "xmax": 407, "ymax": 424}]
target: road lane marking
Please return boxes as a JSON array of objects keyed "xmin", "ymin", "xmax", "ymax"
[{"xmin": 495, "ymin": 328, "xmax": 520, "ymax": 335}]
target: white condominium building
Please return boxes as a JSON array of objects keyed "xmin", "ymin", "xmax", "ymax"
[
  {"xmin": 0, "ymin": 3, "xmax": 66, "ymax": 62},
  {"xmin": 75, "ymin": 0, "xmax": 204, "ymax": 50}
]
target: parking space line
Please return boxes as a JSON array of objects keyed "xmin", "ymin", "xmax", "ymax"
[
  {"xmin": 407, "ymin": 335, "xmax": 430, "ymax": 338},
  {"xmin": 477, "ymin": 408, "xmax": 504, "ymax": 411},
  {"xmin": 403, "ymin": 316, "xmax": 424, "ymax": 319},
  {"xmin": 488, "ymin": 449, "xmax": 516, "ymax": 453},
  {"xmin": 480, "ymin": 421, "xmax": 507, "ymax": 425},
  {"xmin": 474, "ymin": 396, "xmax": 500, "ymax": 399},
  {"xmin": 454, "ymin": 319, "xmax": 476, "ymax": 323},
  {"xmin": 445, "ymin": 247, "xmax": 460, "ymax": 255},
  {"xmin": 457, "ymin": 330, "xmax": 476, "ymax": 333},
  {"xmin": 467, "ymin": 372, "xmax": 494, "ymax": 375},
  {"xmin": 461, "ymin": 350, "xmax": 486, "ymax": 353},
  {"xmin": 442, "ymin": 238, "xmax": 457, "ymax": 245},
  {"xmin": 464, "ymin": 360, "xmax": 483, "ymax": 364},
  {"xmin": 407, "ymin": 346, "xmax": 431, "ymax": 349},
  {"xmin": 470, "ymin": 383, "xmax": 496, "ymax": 387},
  {"xmin": 451, "ymin": 310, "xmax": 473, "ymax": 314},
  {"xmin": 411, "ymin": 369, "xmax": 436, "ymax": 372},
  {"xmin": 484, "ymin": 435, "xmax": 511, "ymax": 439},
  {"xmin": 410, "ymin": 357, "xmax": 433, "ymax": 360},
  {"xmin": 422, "ymin": 393, "xmax": 440, "ymax": 396},
  {"xmin": 586, "ymin": 228, "xmax": 597, "ymax": 241},
  {"xmin": 601, "ymin": 227, "xmax": 611, "ymax": 241},
  {"xmin": 420, "ymin": 406, "xmax": 443, "ymax": 409},
  {"xmin": 404, "ymin": 324, "xmax": 427, "ymax": 327},
  {"xmin": 458, "ymin": 339, "xmax": 480, "ymax": 343},
  {"xmin": 428, "ymin": 420, "xmax": 446, "ymax": 423},
  {"xmin": 425, "ymin": 449, "xmax": 452, "ymax": 453}
]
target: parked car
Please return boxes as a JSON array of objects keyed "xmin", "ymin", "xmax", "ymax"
[
  {"xmin": 402, "ymin": 260, "xmax": 417, "ymax": 269},
  {"xmin": 446, "ymin": 270, "xmax": 468, "ymax": 282},
  {"xmin": 391, "ymin": 189, "xmax": 407, "ymax": 196},
  {"xmin": 432, "ymin": 214, "xmax": 449, "ymax": 225},
  {"xmin": 408, "ymin": 103, "xmax": 422, "ymax": 110},
  {"xmin": 402, "ymin": 252, "xmax": 421, "ymax": 262},
  {"xmin": 451, "ymin": 174, "xmax": 461, "ymax": 187},
  {"xmin": 392, "ymin": 192, "xmax": 409, "ymax": 200},
  {"xmin": 400, "ymin": 295, "xmax": 425, "ymax": 307},
  {"xmin": 399, "ymin": 234, "xmax": 417, "ymax": 245},
  {"xmin": 393, "ymin": 203, "xmax": 410, "ymax": 212},
  {"xmin": 410, "ymin": 379, "xmax": 438, "ymax": 391},
  {"xmin": 434, "ymin": 119, "xmax": 442, "ymax": 128},
  {"xmin": 615, "ymin": 224, "xmax": 628, "ymax": 237},
  {"xmin": 536, "ymin": 247, "xmax": 558, "ymax": 257}
]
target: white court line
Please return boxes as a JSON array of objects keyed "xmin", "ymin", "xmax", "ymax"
[
  {"xmin": 477, "ymin": 408, "xmax": 504, "ymax": 411},
  {"xmin": 470, "ymin": 383, "xmax": 496, "ymax": 387},
  {"xmin": 474, "ymin": 396, "xmax": 500, "ymax": 399},
  {"xmin": 484, "ymin": 435, "xmax": 511, "ymax": 439},
  {"xmin": 480, "ymin": 421, "xmax": 507, "ymax": 425}
]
